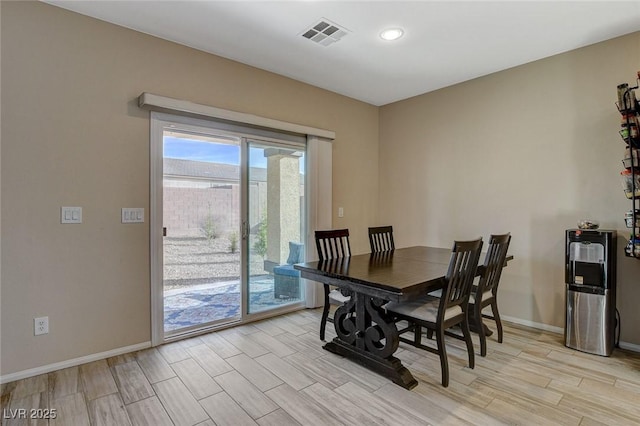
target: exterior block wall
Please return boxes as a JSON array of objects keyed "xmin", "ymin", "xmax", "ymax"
[{"xmin": 163, "ymin": 185, "xmax": 240, "ymax": 238}]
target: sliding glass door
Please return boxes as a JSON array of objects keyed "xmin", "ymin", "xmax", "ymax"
[
  {"xmin": 151, "ymin": 113, "xmax": 306, "ymax": 342},
  {"xmin": 247, "ymin": 140, "xmax": 306, "ymax": 314},
  {"xmin": 162, "ymin": 130, "xmax": 242, "ymax": 334}
]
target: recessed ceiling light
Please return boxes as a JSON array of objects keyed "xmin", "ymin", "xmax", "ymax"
[{"xmin": 380, "ymin": 28, "xmax": 404, "ymax": 41}]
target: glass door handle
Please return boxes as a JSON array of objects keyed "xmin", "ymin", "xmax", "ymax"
[
  {"xmin": 242, "ymin": 221, "xmax": 248, "ymax": 240},
  {"xmin": 163, "ymin": 227, "xmax": 167, "ymax": 237}
]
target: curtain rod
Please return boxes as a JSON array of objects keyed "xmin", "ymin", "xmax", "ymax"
[{"xmin": 138, "ymin": 92, "xmax": 335, "ymax": 141}]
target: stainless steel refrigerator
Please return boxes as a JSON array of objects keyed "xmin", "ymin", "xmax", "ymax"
[{"xmin": 565, "ymin": 229, "xmax": 617, "ymax": 356}]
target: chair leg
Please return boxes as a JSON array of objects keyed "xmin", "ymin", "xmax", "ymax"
[
  {"xmin": 320, "ymin": 285, "xmax": 331, "ymax": 341},
  {"xmin": 414, "ymin": 324, "xmax": 422, "ymax": 346},
  {"xmin": 476, "ymin": 306, "xmax": 487, "ymax": 357},
  {"xmin": 426, "ymin": 329, "xmax": 433, "ymax": 340},
  {"xmin": 435, "ymin": 328, "xmax": 449, "ymax": 387},
  {"xmin": 461, "ymin": 316, "xmax": 475, "ymax": 369},
  {"xmin": 491, "ymin": 300, "xmax": 503, "ymax": 344}
]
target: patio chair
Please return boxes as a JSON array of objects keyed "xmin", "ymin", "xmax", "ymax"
[{"xmin": 273, "ymin": 242, "xmax": 305, "ymax": 299}]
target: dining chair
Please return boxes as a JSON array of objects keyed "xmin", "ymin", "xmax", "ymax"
[
  {"xmin": 470, "ymin": 233, "xmax": 511, "ymax": 357},
  {"xmin": 385, "ymin": 238, "xmax": 483, "ymax": 387},
  {"xmin": 368, "ymin": 226, "xmax": 395, "ymax": 252},
  {"xmin": 315, "ymin": 229, "xmax": 352, "ymax": 341}
]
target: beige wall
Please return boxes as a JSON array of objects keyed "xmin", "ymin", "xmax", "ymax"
[
  {"xmin": 0, "ymin": 2, "xmax": 378, "ymax": 376},
  {"xmin": 2, "ymin": 1, "xmax": 639, "ymax": 378},
  {"xmin": 379, "ymin": 32, "xmax": 640, "ymax": 345}
]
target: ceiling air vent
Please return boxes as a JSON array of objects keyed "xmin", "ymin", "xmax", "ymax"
[{"xmin": 301, "ymin": 19, "xmax": 349, "ymax": 47}]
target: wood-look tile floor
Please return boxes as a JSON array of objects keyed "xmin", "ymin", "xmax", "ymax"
[{"xmin": 2, "ymin": 308, "xmax": 640, "ymax": 425}]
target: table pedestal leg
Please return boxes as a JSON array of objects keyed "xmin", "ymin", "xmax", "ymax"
[
  {"xmin": 323, "ymin": 340, "xmax": 418, "ymax": 390},
  {"xmin": 469, "ymin": 316, "xmax": 493, "ymax": 336},
  {"xmin": 323, "ymin": 291, "xmax": 418, "ymax": 390}
]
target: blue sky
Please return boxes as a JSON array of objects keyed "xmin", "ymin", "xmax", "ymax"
[{"xmin": 164, "ymin": 136, "xmax": 267, "ymax": 167}]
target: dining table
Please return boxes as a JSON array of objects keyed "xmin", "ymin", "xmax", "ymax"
[{"xmin": 293, "ymin": 245, "xmax": 512, "ymax": 390}]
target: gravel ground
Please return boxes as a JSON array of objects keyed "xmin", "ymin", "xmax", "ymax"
[{"xmin": 163, "ymin": 236, "xmax": 266, "ymax": 290}]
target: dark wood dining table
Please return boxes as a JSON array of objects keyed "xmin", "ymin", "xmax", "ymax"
[{"xmin": 294, "ymin": 246, "xmax": 512, "ymax": 390}]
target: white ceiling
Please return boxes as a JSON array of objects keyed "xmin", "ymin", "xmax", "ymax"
[{"xmin": 45, "ymin": 1, "xmax": 640, "ymax": 106}]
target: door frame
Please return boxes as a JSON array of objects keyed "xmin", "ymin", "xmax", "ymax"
[{"xmin": 150, "ymin": 112, "xmax": 311, "ymax": 346}]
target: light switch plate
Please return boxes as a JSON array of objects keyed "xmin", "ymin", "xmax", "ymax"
[
  {"xmin": 61, "ymin": 207, "xmax": 82, "ymax": 224},
  {"xmin": 122, "ymin": 208, "xmax": 144, "ymax": 223}
]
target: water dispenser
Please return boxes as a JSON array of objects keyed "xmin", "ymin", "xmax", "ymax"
[{"xmin": 565, "ymin": 229, "xmax": 617, "ymax": 356}]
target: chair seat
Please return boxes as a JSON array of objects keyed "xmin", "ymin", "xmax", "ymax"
[
  {"xmin": 273, "ymin": 264, "xmax": 300, "ymax": 277},
  {"xmin": 386, "ymin": 296, "xmax": 463, "ymax": 323},
  {"xmin": 469, "ymin": 290, "xmax": 493, "ymax": 305},
  {"xmin": 329, "ymin": 289, "xmax": 350, "ymax": 304}
]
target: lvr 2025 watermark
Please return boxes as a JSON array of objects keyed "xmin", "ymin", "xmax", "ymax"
[{"xmin": 3, "ymin": 409, "xmax": 57, "ymax": 420}]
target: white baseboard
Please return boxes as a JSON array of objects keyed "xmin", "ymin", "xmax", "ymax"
[
  {"xmin": 501, "ymin": 315, "xmax": 564, "ymax": 334},
  {"xmin": 502, "ymin": 315, "xmax": 640, "ymax": 353},
  {"xmin": 618, "ymin": 341, "xmax": 640, "ymax": 353},
  {"xmin": 0, "ymin": 341, "xmax": 151, "ymax": 384}
]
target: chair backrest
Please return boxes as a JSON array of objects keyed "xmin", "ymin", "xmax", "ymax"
[
  {"xmin": 368, "ymin": 226, "xmax": 395, "ymax": 252},
  {"xmin": 440, "ymin": 238, "xmax": 483, "ymax": 315},
  {"xmin": 477, "ymin": 233, "xmax": 511, "ymax": 297},
  {"xmin": 315, "ymin": 229, "xmax": 351, "ymax": 261},
  {"xmin": 286, "ymin": 242, "xmax": 305, "ymax": 264}
]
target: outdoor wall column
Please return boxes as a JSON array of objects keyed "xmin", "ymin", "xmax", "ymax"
[{"xmin": 265, "ymin": 149, "xmax": 302, "ymax": 266}]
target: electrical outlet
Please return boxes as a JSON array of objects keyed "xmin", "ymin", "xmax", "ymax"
[{"xmin": 34, "ymin": 316, "xmax": 49, "ymax": 336}]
